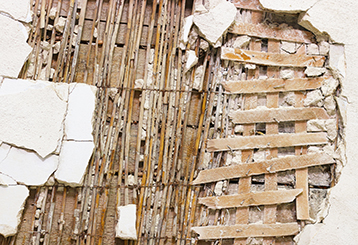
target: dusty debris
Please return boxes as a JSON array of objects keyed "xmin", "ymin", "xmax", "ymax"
[
  {"xmin": 281, "ymin": 41, "xmax": 297, "ymax": 54},
  {"xmin": 185, "ymin": 50, "xmax": 198, "ymax": 72},
  {"xmin": 304, "ymin": 90, "xmax": 323, "ymax": 107},
  {"xmin": 305, "ymin": 67, "xmax": 326, "ymax": 77},
  {"xmin": 280, "ymin": 68, "xmax": 294, "ymax": 79},
  {"xmin": 116, "ymin": 204, "xmax": 137, "ymax": 240},
  {"xmin": 233, "ymin": 35, "xmax": 251, "ymax": 48},
  {"xmin": 193, "ymin": 0, "xmax": 237, "ymax": 45},
  {"xmin": 0, "ymin": 185, "xmax": 29, "ymax": 237},
  {"xmin": 54, "ymin": 17, "xmax": 66, "ymax": 33}
]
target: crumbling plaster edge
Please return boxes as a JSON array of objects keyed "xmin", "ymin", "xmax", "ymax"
[{"xmin": 259, "ymin": 0, "xmax": 358, "ymax": 244}]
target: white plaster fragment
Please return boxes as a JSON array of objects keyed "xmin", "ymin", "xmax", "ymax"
[
  {"xmin": 179, "ymin": 15, "xmax": 193, "ymax": 50},
  {"xmin": 193, "ymin": 65, "xmax": 204, "ymax": 90},
  {"xmin": 259, "ymin": 0, "xmax": 318, "ymax": 13},
  {"xmin": 0, "ymin": 79, "xmax": 69, "ymax": 158},
  {"xmin": 233, "ymin": 35, "xmax": 251, "ymax": 49},
  {"xmin": 93, "ymin": 27, "xmax": 98, "ymax": 38},
  {"xmin": 329, "ymin": 44, "xmax": 346, "ymax": 78},
  {"xmin": 54, "ymin": 17, "xmax": 66, "ymax": 33},
  {"xmin": 214, "ymin": 181, "xmax": 223, "ymax": 196},
  {"xmin": 53, "ymin": 41, "xmax": 61, "ymax": 54},
  {"xmin": 0, "ymin": 185, "xmax": 29, "ymax": 237},
  {"xmin": 65, "ymin": 83, "xmax": 97, "ymax": 141},
  {"xmin": 134, "ymin": 79, "xmax": 144, "ymax": 89},
  {"xmin": 307, "ymin": 119, "xmax": 326, "ymax": 132},
  {"xmin": 304, "ymin": 67, "xmax": 326, "ymax": 77},
  {"xmin": 304, "ymin": 90, "xmax": 323, "ymax": 107},
  {"xmin": 128, "ymin": 175, "xmax": 135, "ymax": 186},
  {"xmin": 323, "ymin": 96, "xmax": 336, "ymax": 115},
  {"xmin": 280, "ymin": 68, "xmax": 294, "ymax": 79},
  {"xmin": 0, "ymin": 15, "xmax": 32, "ymax": 78},
  {"xmin": 325, "ymin": 119, "xmax": 337, "ymax": 141},
  {"xmin": 116, "ymin": 204, "xmax": 137, "ymax": 240},
  {"xmin": 234, "ymin": 125, "xmax": 244, "ymax": 134},
  {"xmin": 281, "ymin": 41, "xmax": 297, "ymax": 54},
  {"xmin": 0, "ymin": 0, "xmax": 32, "ymax": 22},
  {"xmin": 200, "ymin": 39, "xmax": 209, "ymax": 51},
  {"xmin": 0, "ymin": 143, "xmax": 58, "ymax": 186},
  {"xmin": 245, "ymin": 64, "xmax": 256, "ymax": 70},
  {"xmin": 321, "ymin": 77, "xmax": 339, "ymax": 96},
  {"xmin": 185, "ymin": 50, "xmax": 198, "ymax": 72},
  {"xmin": 319, "ymin": 41, "xmax": 330, "ymax": 55},
  {"xmin": 49, "ymin": 7, "xmax": 57, "ymax": 19},
  {"xmin": 193, "ymin": 0, "xmax": 237, "ymax": 45},
  {"xmin": 55, "ymin": 141, "xmax": 94, "ymax": 186},
  {"xmin": 306, "ymin": 43, "xmax": 319, "ymax": 55}
]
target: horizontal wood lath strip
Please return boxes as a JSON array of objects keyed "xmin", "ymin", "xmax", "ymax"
[
  {"xmin": 192, "ymin": 153, "xmax": 334, "ymax": 185},
  {"xmin": 229, "ymin": 107, "xmax": 329, "ymax": 124},
  {"xmin": 198, "ymin": 189, "xmax": 302, "ymax": 209},
  {"xmin": 229, "ymin": 23, "xmax": 314, "ymax": 43},
  {"xmin": 191, "ymin": 223, "xmax": 300, "ymax": 239},
  {"xmin": 222, "ymin": 77, "xmax": 324, "ymax": 93},
  {"xmin": 207, "ymin": 133, "xmax": 328, "ymax": 152},
  {"xmin": 221, "ymin": 47, "xmax": 325, "ymax": 67}
]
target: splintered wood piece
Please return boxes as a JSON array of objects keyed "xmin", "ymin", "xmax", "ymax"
[
  {"xmin": 198, "ymin": 189, "xmax": 302, "ymax": 209},
  {"xmin": 222, "ymin": 77, "xmax": 324, "ymax": 94},
  {"xmin": 207, "ymin": 133, "xmax": 328, "ymax": 152},
  {"xmin": 221, "ymin": 47, "xmax": 325, "ymax": 67},
  {"xmin": 191, "ymin": 223, "xmax": 300, "ymax": 239},
  {"xmin": 229, "ymin": 23, "xmax": 314, "ymax": 43},
  {"xmin": 229, "ymin": 107, "xmax": 329, "ymax": 124},
  {"xmin": 192, "ymin": 153, "xmax": 334, "ymax": 185},
  {"xmin": 232, "ymin": 0, "xmax": 262, "ymax": 11}
]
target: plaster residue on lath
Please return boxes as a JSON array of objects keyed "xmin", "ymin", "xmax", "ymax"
[{"xmin": 0, "ymin": 0, "xmax": 97, "ymax": 237}]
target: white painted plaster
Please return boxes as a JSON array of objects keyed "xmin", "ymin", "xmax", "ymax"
[
  {"xmin": 185, "ymin": 50, "xmax": 198, "ymax": 72},
  {"xmin": 193, "ymin": 0, "xmax": 237, "ymax": 45},
  {"xmin": 0, "ymin": 143, "xmax": 58, "ymax": 186},
  {"xmin": 260, "ymin": 0, "xmax": 358, "ymax": 244},
  {"xmin": 0, "ymin": 185, "xmax": 29, "ymax": 237},
  {"xmin": 116, "ymin": 204, "xmax": 137, "ymax": 240},
  {"xmin": 0, "ymin": 14, "xmax": 32, "ymax": 78},
  {"xmin": 0, "ymin": 79, "xmax": 69, "ymax": 158},
  {"xmin": 65, "ymin": 83, "xmax": 97, "ymax": 141},
  {"xmin": 0, "ymin": 0, "xmax": 32, "ymax": 22},
  {"xmin": 55, "ymin": 141, "xmax": 94, "ymax": 186}
]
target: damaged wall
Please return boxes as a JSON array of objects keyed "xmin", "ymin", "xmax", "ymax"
[
  {"xmin": 0, "ymin": 1, "xmax": 97, "ymax": 238},
  {"xmin": 259, "ymin": 0, "xmax": 358, "ymax": 244}
]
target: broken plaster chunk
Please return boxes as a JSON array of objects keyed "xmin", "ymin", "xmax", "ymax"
[
  {"xmin": 214, "ymin": 181, "xmax": 223, "ymax": 196},
  {"xmin": 323, "ymin": 96, "xmax": 336, "ymax": 115},
  {"xmin": 245, "ymin": 64, "xmax": 256, "ymax": 70},
  {"xmin": 281, "ymin": 41, "xmax": 297, "ymax": 54},
  {"xmin": 307, "ymin": 43, "xmax": 319, "ymax": 55},
  {"xmin": 55, "ymin": 17, "xmax": 66, "ymax": 33},
  {"xmin": 53, "ymin": 41, "xmax": 61, "ymax": 54},
  {"xmin": 259, "ymin": 0, "xmax": 318, "ymax": 13},
  {"xmin": 55, "ymin": 141, "xmax": 94, "ymax": 186},
  {"xmin": 193, "ymin": 0, "xmax": 237, "ymax": 45},
  {"xmin": 329, "ymin": 44, "xmax": 345, "ymax": 78},
  {"xmin": 321, "ymin": 77, "xmax": 339, "ymax": 96},
  {"xmin": 179, "ymin": 15, "xmax": 193, "ymax": 50},
  {"xmin": 49, "ymin": 7, "xmax": 57, "ymax": 19},
  {"xmin": 65, "ymin": 83, "xmax": 97, "ymax": 141},
  {"xmin": 319, "ymin": 41, "xmax": 330, "ymax": 55},
  {"xmin": 304, "ymin": 90, "xmax": 323, "ymax": 107},
  {"xmin": 134, "ymin": 79, "xmax": 144, "ymax": 89},
  {"xmin": 0, "ymin": 185, "xmax": 29, "ymax": 237},
  {"xmin": 304, "ymin": 67, "xmax": 326, "ymax": 77},
  {"xmin": 0, "ymin": 15, "xmax": 32, "ymax": 78},
  {"xmin": 280, "ymin": 68, "xmax": 294, "ymax": 79},
  {"xmin": 185, "ymin": 50, "xmax": 198, "ymax": 72},
  {"xmin": 0, "ymin": 0, "xmax": 32, "ymax": 22},
  {"xmin": 307, "ymin": 119, "xmax": 326, "ymax": 132},
  {"xmin": 233, "ymin": 35, "xmax": 251, "ymax": 49},
  {"xmin": 116, "ymin": 204, "xmax": 137, "ymax": 240},
  {"xmin": 0, "ymin": 79, "xmax": 69, "ymax": 158},
  {"xmin": 0, "ymin": 143, "xmax": 58, "ymax": 186},
  {"xmin": 193, "ymin": 65, "xmax": 204, "ymax": 90},
  {"xmin": 325, "ymin": 119, "xmax": 337, "ymax": 141}
]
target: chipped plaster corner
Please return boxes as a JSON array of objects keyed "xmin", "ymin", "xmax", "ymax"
[
  {"xmin": 259, "ymin": 0, "xmax": 358, "ymax": 243},
  {"xmin": 0, "ymin": 0, "xmax": 32, "ymax": 23}
]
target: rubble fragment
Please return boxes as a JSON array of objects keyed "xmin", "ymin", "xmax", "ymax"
[
  {"xmin": 0, "ymin": 185, "xmax": 29, "ymax": 237},
  {"xmin": 179, "ymin": 15, "xmax": 193, "ymax": 50},
  {"xmin": 116, "ymin": 204, "xmax": 137, "ymax": 240},
  {"xmin": 54, "ymin": 17, "xmax": 66, "ymax": 33},
  {"xmin": 307, "ymin": 44, "xmax": 319, "ymax": 55},
  {"xmin": 304, "ymin": 67, "xmax": 326, "ymax": 77},
  {"xmin": 193, "ymin": 0, "xmax": 237, "ymax": 45},
  {"xmin": 323, "ymin": 96, "xmax": 336, "ymax": 115},
  {"xmin": 280, "ymin": 68, "xmax": 294, "ymax": 79},
  {"xmin": 233, "ymin": 35, "xmax": 251, "ymax": 48},
  {"xmin": 281, "ymin": 41, "xmax": 297, "ymax": 54},
  {"xmin": 307, "ymin": 119, "xmax": 326, "ymax": 132},
  {"xmin": 185, "ymin": 50, "xmax": 198, "ymax": 72},
  {"xmin": 304, "ymin": 90, "xmax": 323, "ymax": 107},
  {"xmin": 49, "ymin": 7, "xmax": 57, "ymax": 19},
  {"xmin": 321, "ymin": 77, "xmax": 339, "ymax": 96}
]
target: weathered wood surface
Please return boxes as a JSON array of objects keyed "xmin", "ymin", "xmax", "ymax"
[
  {"xmin": 229, "ymin": 107, "xmax": 329, "ymax": 124},
  {"xmin": 192, "ymin": 223, "xmax": 300, "ymax": 239},
  {"xmin": 229, "ymin": 23, "xmax": 314, "ymax": 43},
  {"xmin": 222, "ymin": 77, "xmax": 325, "ymax": 94},
  {"xmin": 207, "ymin": 133, "xmax": 328, "ymax": 152},
  {"xmin": 198, "ymin": 189, "xmax": 302, "ymax": 209},
  {"xmin": 221, "ymin": 47, "xmax": 325, "ymax": 67},
  {"xmin": 192, "ymin": 153, "xmax": 334, "ymax": 185}
]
